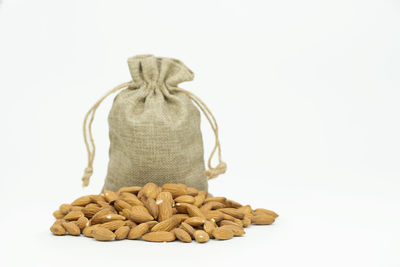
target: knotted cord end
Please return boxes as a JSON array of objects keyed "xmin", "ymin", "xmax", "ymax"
[
  {"xmin": 205, "ymin": 161, "xmax": 227, "ymax": 180},
  {"xmin": 81, "ymin": 167, "xmax": 93, "ymax": 187}
]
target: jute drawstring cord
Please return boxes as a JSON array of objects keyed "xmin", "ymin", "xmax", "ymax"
[{"xmin": 81, "ymin": 83, "xmax": 226, "ymax": 187}]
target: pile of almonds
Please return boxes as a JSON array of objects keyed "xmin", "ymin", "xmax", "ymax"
[{"xmin": 51, "ymin": 183, "xmax": 278, "ymax": 242}]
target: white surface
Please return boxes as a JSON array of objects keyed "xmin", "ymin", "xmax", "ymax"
[{"xmin": 0, "ymin": 0, "xmax": 399, "ymax": 266}]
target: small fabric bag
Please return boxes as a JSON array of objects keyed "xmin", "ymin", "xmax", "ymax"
[{"xmin": 81, "ymin": 55, "xmax": 226, "ymax": 191}]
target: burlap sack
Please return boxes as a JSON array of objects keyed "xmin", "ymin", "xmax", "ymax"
[{"xmin": 80, "ymin": 55, "xmax": 227, "ymax": 191}]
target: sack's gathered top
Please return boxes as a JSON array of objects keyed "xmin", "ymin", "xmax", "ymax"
[{"xmin": 80, "ymin": 55, "xmax": 227, "ymax": 192}]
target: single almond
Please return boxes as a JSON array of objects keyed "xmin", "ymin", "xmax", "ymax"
[
  {"xmin": 203, "ymin": 220, "xmax": 217, "ymax": 237},
  {"xmin": 62, "ymin": 221, "xmax": 81, "ymax": 236},
  {"xmin": 185, "ymin": 187, "xmax": 199, "ymax": 196},
  {"xmin": 204, "ymin": 197, "xmax": 226, "ymax": 204},
  {"xmin": 120, "ymin": 192, "xmax": 144, "ymax": 206},
  {"xmin": 220, "ymin": 220, "xmax": 241, "ymax": 227},
  {"xmin": 128, "ymin": 223, "xmax": 149, "ymax": 239},
  {"xmin": 194, "ymin": 230, "xmax": 209, "ymax": 243},
  {"xmin": 242, "ymin": 215, "xmax": 252, "ymax": 228},
  {"xmin": 141, "ymin": 182, "xmax": 160, "ymax": 199},
  {"xmin": 53, "ymin": 210, "xmax": 64, "ymax": 219},
  {"xmin": 180, "ymin": 222, "xmax": 195, "ymax": 238},
  {"xmin": 174, "ymin": 195, "xmax": 195, "ymax": 204},
  {"xmin": 151, "ymin": 216, "xmax": 180, "ymax": 232},
  {"xmin": 50, "ymin": 222, "xmax": 66, "ymax": 236},
  {"xmin": 63, "ymin": 211, "xmax": 84, "ymax": 221},
  {"xmin": 220, "ymin": 225, "xmax": 245, "ymax": 237},
  {"xmin": 59, "ymin": 204, "xmax": 72, "ymax": 214},
  {"xmin": 204, "ymin": 210, "xmax": 224, "ymax": 223},
  {"xmin": 89, "ymin": 194, "xmax": 106, "ymax": 204},
  {"xmin": 92, "ymin": 227, "xmax": 115, "ymax": 241},
  {"xmin": 96, "ymin": 214, "xmax": 125, "ymax": 224},
  {"xmin": 103, "ymin": 190, "xmax": 118, "ymax": 203},
  {"xmin": 156, "ymin": 192, "xmax": 173, "ymax": 222},
  {"xmin": 71, "ymin": 195, "xmax": 92, "ymax": 206},
  {"xmin": 184, "ymin": 217, "xmax": 206, "ymax": 227},
  {"xmin": 145, "ymin": 221, "xmax": 158, "ymax": 229},
  {"xmin": 162, "ymin": 183, "xmax": 187, "ymax": 198},
  {"xmin": 186, "ymin": 204, "xmax": 205, "ymax": 219},
  {"xmin": 174, "ymin": 228, "xmax": 192, "ymax": 243},
  {"xmin": 225, "ymin": 199, "xmax": 242, "ymax": 208},
  {"xmin": 117, "ymin": 186, "xmax": 142, "ymax": 195},
  {"xmin": 115, "ymin": 226, "xmax": 130, "ymax": 240},
  {"xmin": 218, "ymin": 208, "xmax": 245, "ymax": 219},
  {"xmin": 254, "ymin": 208, "xmax": 279, "ymax": 218},
  {"xmin": 100, "ymin": 220, "xmax": 125, "ymax": 231},
  {"xmin": 144, "ymin": 197, "xmax": 159, "ymax": 219},
  {"xmin": 114, "ymin": 199, "xmax": 132, "ymax": 212},
  {"xmin": 82, "ymin": 225, "xmax": 99, "ymax": 238},
  {"xmin": 82, "ymin": 204, "xmax": 102, "ymax": 218},
  {"xmin": 90, "ymin": 209, "xmax": 114, "ymax": 225},
  {"xmin": 142, "ymin": 231, "xmax": 175, "ymax": 242},
  {"xmin": 252, "ymin": 214, "xmax": 275, "ymax": 225},
  {"xmin": 76, "ymin": 216, "xmax": 89, "ymax": 230},
  {"xmin": 237, "ymin": 205, "xmax": 252, "ymax": 214},
  {"xmin": 129, "ymin": 206, "xmax": 154, "ymax": 223},
  {"xmin": 212, "ymin": 227, "xmax": 234, "ymax": 240},
  {"xmin": 193, "ymin": 191, "xmax": 207, "ymax": 207}
]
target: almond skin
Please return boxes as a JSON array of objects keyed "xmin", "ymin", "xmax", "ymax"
[
  {"xmin": 90, "ymin": 209, "xmax": 114, "ymax": 225},
  {"xmin": 212, "ymin": 227, "xmax": 234, "ymax": 240},
  {"xmin": 53, "ymin": 210, "xmax": 64, "ymax": 219},
  {"xmin": 253, "ymin": 208, "xmax": 279, "ymax": 218},
  {"xmin": 142, "ymin": 231, "xmax": 176, "ymax": 242},
  {"xmin": 184, "ymin": 217, "xmax": 206, "ymax": 227},
  {"xmin": 174, "ymin": 228, "xmax": 192, "ymax": 243},
  {"xmin": 194, "ymin": 230, "xmax": 209, "ymax": 243},
  {"xmin": 115, "ymin": 226, "xmax": 130, "ymax": 240},
  {"xmin": 62, "ymin": 221, "xmax": 81, "ymax": 236},
  {"xmin": 92, "ymin": 227, "xmax": 115, "ymax": 241},
  {"xmin": 156, "ymin": 192, "xmax": 173, "ymax": 222},
  {"xmin": 82, "ymin": 225, "xmax": 98, "ymax": 238},
  {"xmin": 218, "ymin": 208, "xmax": 245, "ymax": 219},
  {"xmin": 128, "ymin": 223, "xmax": 149, "ymax": 240},
  {"xmin": 252, "ymin": 214, "xmax": 275, "ymax": 225},
  {"xmin": 174, "ymin": 195, "xmax": 195, "ymax": 204},
  {"xmin": 120, "ymin": 192, "xmax": 144, "ymax": 206}
]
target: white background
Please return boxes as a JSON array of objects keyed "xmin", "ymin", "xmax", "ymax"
[{"xmin": 0, "ymin": 0, "xmax": 399, "ymax": 266}]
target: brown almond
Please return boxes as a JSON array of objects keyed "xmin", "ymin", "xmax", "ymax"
[
  {"xmin": 63, "ymin": 211, "xmax": 84, "ymax": 221},
  {"xmin": 156, "ymin": 192, "xmax": 173, "ymax": 222},
  {"xmin": 218, "ymin": 208, "xmax": 245, "ymax": 219},
  {"xmin": 212, "ymin": 227, "xmax": 234, "ymax": 240},
  {"xmin": 103, "ymin": 190, "xmax": 118, "ymax": 203},
  {"xmin": 237, "ymin": 205, "xmax": 252, "ymax": 214},
  {"xmin": 174, "ymin": 228, "xmax": 192, "ymax": 243},
  {"xmin": 53, "ymin": 210, "xmax": 64, "ymax": 219},
  {"xmin": 120, "ymin": 192, "xmax": 144, "ymax": 206},
  {"xmin": 117, "ymin": 186, "xmax": 142, "ymax": 195},
  {"xmin": 82, "ymin": 204, "xmax": 102, "ymax": 218},
  {"xmin": 62, "ymin": 221, "xmax": 81, "ymax": 236},
  {"xmin": 128, "ymin": 223, "xmax": 149, "ymax": 239},
  {"xmin": 92, "ymin": 227, "xmax": 115, "ymax": 241},
  {"xmin": 145, "ymin": 221, "xmax": 158, "ymax": 229},
  {"xmin": 90, "ymin": 209, "xmax": 114, "ymax": 225},
  {"xmin": 242, "ymin": 215, "xmax": 252, "ymax": 228},
  {"xmin": 204, "ymin": 197, "xmax": 226, "ymax": 204},
  {"xmin": 186, "ymin": 204, "xmax": 205, "ymax": 219},
  {"xmin": 129, "ymin": 206, "xmax": 154, "ymax": 223},
  {"xmin": 193, "ymin": 191, "xmax": 207, "ymax": 207},
  {"xmin": 184, "ymin": 217, "xmax": 206, "ymax": 227},
  {"xmin": 180, "ymin": 222, "xmax": 195, "ymax": 238},
  {"xmin": 151, "ymin": 216, "xmax": 180, "ymax": 232},
  {"xmin": 76, "ymin": 216, "xmax": 89, "ymax": 230},
  {"xmin": 141, "ymin": 182, "xmax": 160, "ymax": 199},
  {"xmin": 254, "ymin": 208, "xmax": 279, "ymax": 218},
  {"xmin": 142, "ymin": 231, "xmax": 175, "ymax": 242},
  {"xmin": 125, "ymin": 220, "xmax": 137, "ymax": 228},
  {"xmin": 220, "ymin": 225, "xmax": 245, "ymax": 237},
  {"xmin": 185, "ymin": 187, "xmax": 199, "ymax": 197},
  {"xmin": 252, "ymin": 214, "xmax": 275, "ymax": 225},
  {"xmin": 162, "ymin": 183, "xmax": 187, "ymax": 198},
  {"xmin": 71, "ymin": 195, "xmax": 92, "ymax": 206},
  {"xmin": 225, "ymin": 199, "xmax": 242, "ymax": 208},
  {"xmin": 115, "ymin": 226, "xmax": 130, "ymax": 240},
  {"xmin": 172, "ymin": 214, "xmax": 189, "ymax": 223},
  {"xmin": 174, "ymin": 195, "xmax": 195, "ymax": 204},
  {"xmin": 194, "ymin": 230, "xmax": 209, "ymax": 243},
  {"xmin": 89, "ymin": 194, "xmax": 105, "ymax": 204},
  {"xmin": 203, "ymin": 220, "xmax": 217, "ymax": 237},
  {"xmin": 219, "ymin": 220, "xmax": 241, "ymax": 227},
  {"xmin": 204, "ymin": 210, "xmax": 224, "ymax": 223},
  {"xmin": 144, "ymin": 197, "xmax": 159, "ymax": 219},
  {"xmin": 100, "ymin": 220, "xmax": 125, "ymax": 231},
  {"xmin": 59, "ymin": 204, "xmax": 72, "ymax": 214},
  {"xmin": 50, "ymin": 222, "xmax": 66, "ymax": 236},
  {"xmin": 82, "ymin": 225, "xmax": 99, "ymax": 238},
  {"xmin": 96, "ymin": 214, "xmax": 125, "ymax": 224},
  {"xmin": 114, "ymin": 199, "xmax": 132, "ymax": 212}
]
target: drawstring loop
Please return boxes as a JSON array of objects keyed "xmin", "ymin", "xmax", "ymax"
[
  {"xmin": 81, "ymin": 82, "xmax": 132, "ymax": 187},
  {"xmin": 173, "ymin": 88, "xmax": 227, "ymax": 180}
]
